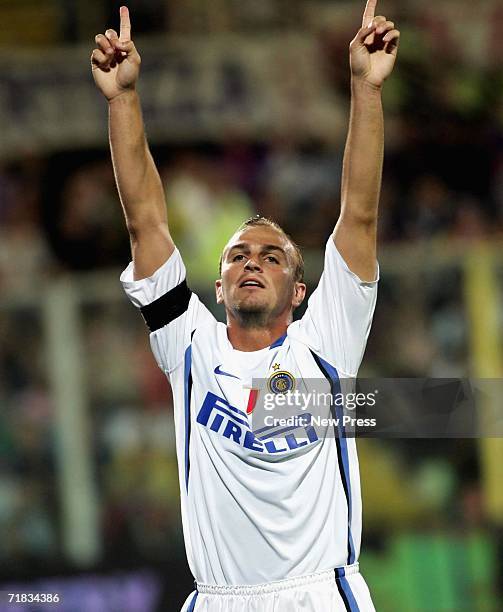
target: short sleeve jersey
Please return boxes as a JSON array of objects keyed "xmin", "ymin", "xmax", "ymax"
[{"xmin": 121, "ymin": 238, "xmax": 378, "ymax": 585}]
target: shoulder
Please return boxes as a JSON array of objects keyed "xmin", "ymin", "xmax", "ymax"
[{"xmin": 120, "ymin": 248, "xmax": 187, "ymax": 308}]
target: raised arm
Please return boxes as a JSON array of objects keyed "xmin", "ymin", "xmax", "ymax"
[
  {"xmin": 91, "ymin": 6, "xmax": 174, "ymax": 280},
  {"xmin": 333, "ymin": 0, "xmax": 400, "ymax": 281}
]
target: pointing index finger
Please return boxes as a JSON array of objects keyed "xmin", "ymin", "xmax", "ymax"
[
  {"xmin": 119, "ymin": 5, "xmax": 131, "ymax": 42},
  {"xmin": 362, "ymin": 0, "xmax": 377, "ymax": 27}
]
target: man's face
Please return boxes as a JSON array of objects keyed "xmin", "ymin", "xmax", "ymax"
[{"xmin": 215, "ymin": 226, "xmax": 306, "ymax": 325}]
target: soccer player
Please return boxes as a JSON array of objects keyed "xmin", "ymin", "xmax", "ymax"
[{"xmin": 91, "ymin": 1, "xmax": 399, "ymax": 610}]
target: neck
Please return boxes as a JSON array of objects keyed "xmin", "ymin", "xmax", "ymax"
[{"xmin": 226, "ymin": 314, "xmax": 289, "ymax": 351}]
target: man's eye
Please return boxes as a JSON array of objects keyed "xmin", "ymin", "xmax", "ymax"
[
  {"xmin": 232, "ymin": 254, "xmax": 245, "ymax": 262},
  {"xmin": 266, "ymin": 256, "xmax": 279, "ymax": 263}
]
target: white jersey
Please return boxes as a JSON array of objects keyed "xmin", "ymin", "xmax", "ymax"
[{"xmin": 121, "ymin": 238, "xmax": 378, "ymax": 587}]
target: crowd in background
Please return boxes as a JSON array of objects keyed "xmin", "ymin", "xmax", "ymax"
[
  {"xmin": 0, "ymin": 113, "xmax": 501, "ymax": 292},
  {"xmin": 0, "ymin": 11, "xmax": 501, "ymax": 290}
]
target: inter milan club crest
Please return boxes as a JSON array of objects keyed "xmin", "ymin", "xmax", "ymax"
[{"xmin": 267, "ymin": 370, "xmax": 296, "ymax": 394}]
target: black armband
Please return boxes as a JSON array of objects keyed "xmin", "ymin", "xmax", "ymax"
[{"xmin": 140, "ymin": 280, "xmax": 192, "ymax": 332}]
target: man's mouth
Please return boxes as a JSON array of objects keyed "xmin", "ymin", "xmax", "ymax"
[{"xmin": 239, "ymin": 278, "xmax": 265, "ymax": 288}]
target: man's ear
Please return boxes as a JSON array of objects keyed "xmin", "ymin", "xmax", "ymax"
[
  {"xmin": 215, "ymin": 279, "xmax": 224, "ymax": 304},
  {"xmin": 292, "ymin": 282, "xmax": 306, "ymax": 309}
]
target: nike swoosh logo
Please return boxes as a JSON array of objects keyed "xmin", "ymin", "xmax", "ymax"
[{"xmin": 214, "ymin": 365, "xmax": 241, "ymax": 380}]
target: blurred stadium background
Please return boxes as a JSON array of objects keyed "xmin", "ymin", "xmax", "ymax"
[{"xmin": 0, "ymin": 0, "xmax": 502, "ymax": 610}]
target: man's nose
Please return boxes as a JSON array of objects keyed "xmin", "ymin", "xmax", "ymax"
[{"xmin": 244, "ymin": 258, "xmax": 262, "ymax": 271}]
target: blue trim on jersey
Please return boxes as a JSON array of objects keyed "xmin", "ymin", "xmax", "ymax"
[
  {"xmin": 269, "ymin": 333, "xmax": 287, "ymax": 349},
  {"xmin": 339, "ymin": 576, "xmax": 360, "ymax": 612},
  {"xmin": 187, "ymin": 590, "xmax": 198, "ymax": 612},
  {"xmin": 184, "ymin": 344, "xmax": 193, "ymax": 492},
  {"xmin": 334, "ymin": 566, "xmax": 346, "ymax": 578},
  {"xmin": 311, "ymin": 352, "xmax": 356, "ymax": 566}
]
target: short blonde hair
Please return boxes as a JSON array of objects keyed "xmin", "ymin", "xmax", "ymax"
[{"xmin": 219, "ymin": 215, "xmax": 304, "ymax": 282}]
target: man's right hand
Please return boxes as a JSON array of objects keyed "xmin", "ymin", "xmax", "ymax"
[{"xmin": 91, "ymin": 6, "xmax": 141, "ymax": 102}]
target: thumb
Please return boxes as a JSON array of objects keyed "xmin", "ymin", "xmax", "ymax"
[
  {"xmin": 351, "ymin": 22, "xmax": 377, "ymax": 48},
  {"xmin": 115, "ymin": 39, "xmax": 140, "ymax": 62}
]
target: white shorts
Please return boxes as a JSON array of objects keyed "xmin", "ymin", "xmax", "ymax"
[{"xmin": 180, "ymin": 563, "xmax": 375, "ymax": 611}]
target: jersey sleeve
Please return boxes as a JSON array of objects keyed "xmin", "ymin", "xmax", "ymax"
[
  {"xmin": 120, "ymin": 249, "xmax": 215, "ymax": 376},
  {"xmin": 296, "ymin": 237, "xmax": 378, "ymax": 376}
]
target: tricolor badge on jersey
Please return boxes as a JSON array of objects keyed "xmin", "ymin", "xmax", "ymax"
[{"xmin": 267, "ymin": 371, "xmax": 295, "ymax": 394}]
